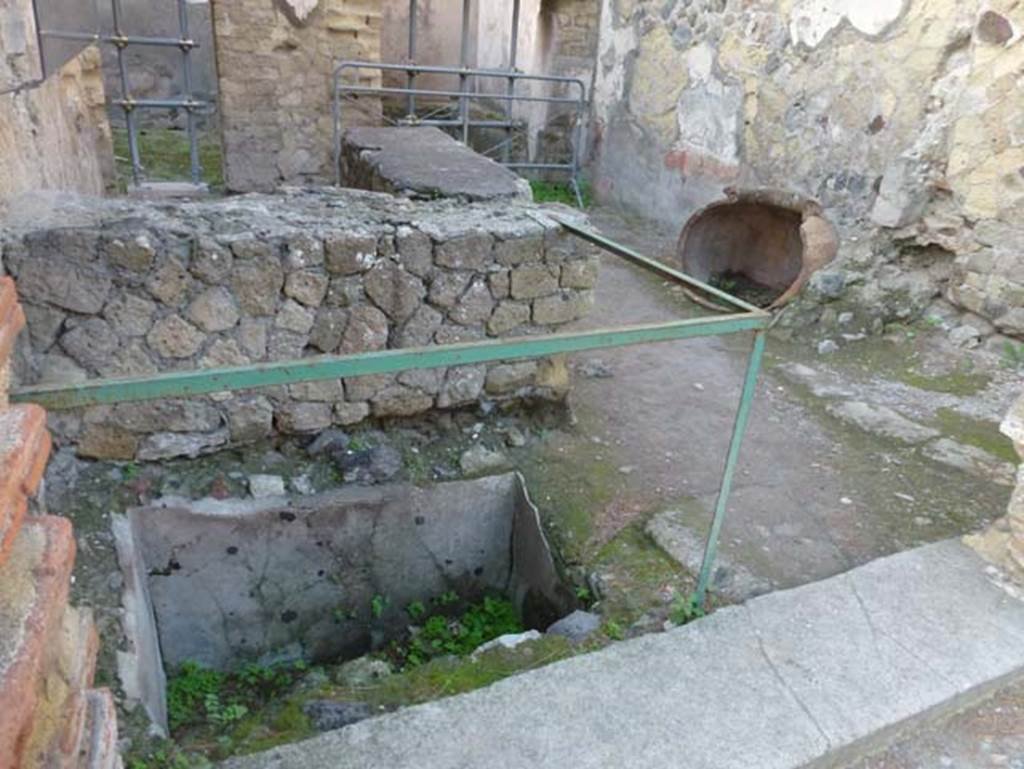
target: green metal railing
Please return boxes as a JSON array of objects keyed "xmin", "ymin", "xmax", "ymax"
[{"xmin": 11, "ymin": 220, "xmax": 770, "ymax": 606}]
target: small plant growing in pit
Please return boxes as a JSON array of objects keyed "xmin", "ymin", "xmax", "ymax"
[
  {"xmin": 166, "ymin": 661, "xmax": 225, "ymax": 731},
  {"xmin": 390, "ymin": 594, "xmax": 524, "ymax": 670},
  {"xmin": 602, "ymin": 620, "xmax": 625, "ymax": 641},
  {"xmin": 435, "ymin": 590, "xmax": 459, "ymax": 607},
  {"xmin": 203, "ymin": 693, "xmax": 248, "ymax": 727},
  {"xmin": 371, "ymin": 594, "xmax": 390, "ymax": 618},
  {"xmin": 1002, "ymin": 341, "xmax": 1024, "ymax": 371},
  {"xmin": 669, "ymin": 594, "xmax": 706, "ymax": 626}
]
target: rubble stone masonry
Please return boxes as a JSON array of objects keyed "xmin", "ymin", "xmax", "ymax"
[
  {"xmin": 1, "ymin": 188, "xmax": 598, "ymax": 463},
  {"xmin": 589, "ymin": 1, "xmax": 1024, "ymax": 337}
]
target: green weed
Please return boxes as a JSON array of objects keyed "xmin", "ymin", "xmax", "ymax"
[
  {"xmin": 391, "ymin": 595, "xmax": 523, "ymax": 670},
  {"xmin": 1002, "ymin": 341, "xmax": 1024, "ymax": 371},
  {"xmin": 112, "ymin": 127, "xmax": 223, "ymax": 188},
  {"xmin": 668, "ymin": 594, "xmax": 705, "ymax": 626},
  {"xmin": 167, "ymin": 661, "xmax": 225, "ymax": 731},
  {"xmin": 529, "ymin": 179, "xmax": 591, "ymax": 209},
  {"xmin": 371, "ymin": 594, "xmax": 390, "ymax": 618}
]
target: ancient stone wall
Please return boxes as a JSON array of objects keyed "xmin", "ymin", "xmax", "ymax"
[
  {"xmin": 0, "ymin": 0, "xmax": 113, "ymax": 207},
  {"xmin": 589, "ymin": 1, "xmax": 1023, "ymax": 337},
  {"xmin": 1, "ymin": 188, "xmax": 597, "ymax": 462},
  {"xmin": 533, "ymin": 0, "xmax": 601, "ymax": 166},
  {"xmin": 0, "ymin": 277, "xmax": 119, "ymax": 768},
  {"xmin": 212, "ymin": 0, "xmax": 383, "ymax": 192},
  {"xmin": 966, "ymin": 391, "xmax": 1024, "ymax": 582}
]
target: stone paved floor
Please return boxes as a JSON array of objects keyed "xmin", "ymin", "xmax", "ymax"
[
  {"xmin": 854, "ymin": 681, "xmax": 1024, "ymax": 769},
  {"xmin": 555, "ymin": 205, "xmax": 1023, "ymax": 767},
  {"xmin": 545, "ymin": 205, "xmax": 1013, "ymax": 594}
]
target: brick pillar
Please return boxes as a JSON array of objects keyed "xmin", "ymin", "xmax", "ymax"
[
  {"xmin": 211, "ymin": 0, "xmax": 383, "ymax": 192},
  {"xmin": 0, "ymin": 277, "xmax": 119, "ymax": 769}
]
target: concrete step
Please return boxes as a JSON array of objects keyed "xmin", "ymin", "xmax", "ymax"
[
  {"xmin": 0, "ymin": 516, "xmax": 76, "ymax": 769},
  {"xmin": 221, "ymin": 540, "xmax": 1024, "ymax": 769}
]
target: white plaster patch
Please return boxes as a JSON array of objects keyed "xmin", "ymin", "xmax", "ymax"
[
  {"xmin": 687, "ymin": 43, "xmax": 715, "ymax": 83},
  {"xmin": 282, "ymin": 0, "xmax": 319, "ymax": 22},
  {"xmin": 675, "ymin": 75, "xmax": 743, "ymax": 165},
  {"xmin": 790, "ymin": 0, "xmax": 906, "ymax": 47},
  {"xmin": 591, "ymin": 0, "xmax": 638, "ymax": 125}
]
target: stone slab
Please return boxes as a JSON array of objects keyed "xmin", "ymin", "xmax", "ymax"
[
  {"xmin": 341, "ymin": 126, "xmax": 531, "ymax": 201},
  {"xmin": 222, "ymin": 541, "xmax": 1024, "ymax": 769}
]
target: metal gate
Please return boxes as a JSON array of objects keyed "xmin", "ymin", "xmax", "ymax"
[
  {"xmin": 334, "ymin": 0, "xmax": 588, "ymax": 203},
  {"xmin": 32, "ymin": 0, "xmax": 211, "ymax": 185}
]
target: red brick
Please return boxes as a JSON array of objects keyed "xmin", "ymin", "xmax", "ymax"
[
  {"xmin": 0, "ymin": 405, "xmax": 53, "ymax": 568},
  {"xmin": 0, "ymin": 516, "xmax": 76, "ymax": 769},
  {"xmin": 0, "ymin": 277, "xmax": 26, "ymax": 368}
]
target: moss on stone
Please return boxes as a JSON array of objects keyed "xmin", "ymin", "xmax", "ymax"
[
  {"xmin": 933, "ymin": 408, "xmax": 1018, "ymax": 465},
  {"xmin": 593, "ymin": 524, "xmax": 689, "ymax": 625}
]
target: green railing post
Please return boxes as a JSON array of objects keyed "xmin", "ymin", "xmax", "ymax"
[{"xmin": 694, "ymin": 330, "xmax": 767, "ymax": 607}]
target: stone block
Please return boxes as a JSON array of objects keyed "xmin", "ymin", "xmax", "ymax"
[
  {"xmin": 309, "ymin": 308, "xmax": 349, "ymax": 353},
  {"xmin": 59, "ymin": 319, "xmax": 119, "ymax": 373},
  {"xmin": 16, "ymin": 261, "xmax": 111, "ymax": 315},
  {"xmin": 232, "ymin": 255, "xmax": 285, "ymax": 316},
  {"xmin": 533, "ymin": 291, "xmax": 593, "ymax": 325},
  {"xmin": 325, "ymin": 233, "xmax": 378, "ymax": 275},
  {"xmin": 449, "ymin": 278, "xmax": 495, "ymax": 326},
  {"xmin": 365, "ymin": 263, "xmax": 426, "ymax": 323},
  {"xmin": 103, "ymin": 295, "xmax": 155, "ymax": 339},
  {"xmin": 146, "ymin": 315, "xmax": 205, "ymax": 359},
  {"xmin": 187, "ymin": 286, "xmax": 240, "ymax": 333},
  {"xmin": 485, "ymin": 362, "xmax": 539, "ymax": 395},
  {"xmin": 228, "ymin": 396, "xmax": 275, "ymax": 443},
  {"xmin": 285, "ymin": 270, "xmax": 330, "ymax": 307},
  {"xmin": 76, "ymin": 424, "xmax": 138, "ymax": 462},
  {"xmin": 145, "ymin": 259, "xmax": 191, "ymax": 307},
  {"xmin": 511, "ymin": 265, "xmax": 560, "ymax": 300},
  {"xmin": 371, "ymin": 387, "xmax": 435, "ymax": 418},
  {"xmin": 340, "ymin": 306, "xmax": 388, "ymax": 354},
  {"xmin": 561, "ymin": 259, "xmax": 600, "ymax": 290},
  {"xmin": 190, "ymin": 237, "xmax": 234, "ymax": 284},
  {"xmin": 435, "ymin": 233, "xmax": 494, "ymax": 271},
  {"xmin": 110, "ymin": 400, "xmax": 223, "ymax": 434},
  {"xmin": 429, "ymin": 272, "xmax": 472, "ymax": 309},
  {"xmin": 276, "ymin": 403, "xmax": 334, "ymax": 434},
  {"xmin": 137, "ymin": 430, "xmax": 230, "ymax": 461},
  {"xmin": 495, "ymin": 236, "xmax": 544, "ymax": 267}
]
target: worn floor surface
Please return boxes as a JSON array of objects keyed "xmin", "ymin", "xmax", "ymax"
[
  {"xmin": 520, "ymin": 205, "xmax": 1023, "ymax": 767},
  {"xmin": 222, "ymin": 541, "xmax": 1024, "ymax": 769},
  {"xmin": 533, "ymin": 205, "xmax": 1015, "ymax": 592}
]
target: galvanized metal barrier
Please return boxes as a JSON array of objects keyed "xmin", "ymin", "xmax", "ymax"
[
  {"xmin": 34, "ymin": 0, "xmax": 208, "ymax": 185},
  {"xmin": 11, "ymin": 221, "xmax": 769, "ymax": 606},
  {"xmin": 332, "ymin": 61, "xmax": 588, "ymax": 205}
]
